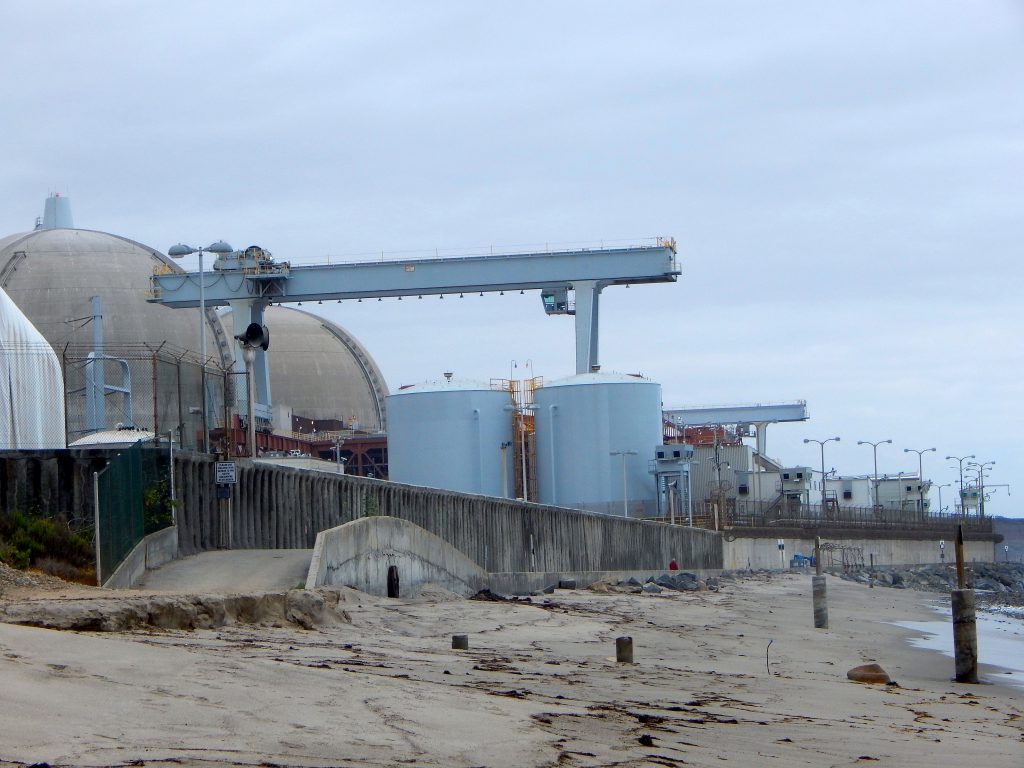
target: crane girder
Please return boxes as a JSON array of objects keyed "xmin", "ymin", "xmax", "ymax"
[
  {"xmin": 148, "ymin": 241, "xmax": 680, "ymax": 424},
  {"xmin": 148, "ymin": 244, "xmax": 679, "ymax": 308}
]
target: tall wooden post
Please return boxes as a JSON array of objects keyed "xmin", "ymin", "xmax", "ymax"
[{"xmin": 951, "ymin": 524, "xmax": 978, "ymax": 683}]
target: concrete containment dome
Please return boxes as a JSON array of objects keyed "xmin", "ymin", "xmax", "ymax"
[
  {"xmin": 0, "ymin": 202, "xmax": 390, "ymax": 435},
  {"xmin": 386, "ymin": 377, "xmax": 513, "ymax": 496},
  {"xmin": 262, "ymin": 306, "xmax": 388, "ymax": 432},
  {"xmin": 0, "ymin": 227, "xmax": 230, "ymax": 364},
  {"xmin": 534, "ymin": 372, "xmax": 662, "ymax": 517}
]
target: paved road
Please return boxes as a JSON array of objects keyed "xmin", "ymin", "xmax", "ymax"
[{"xmin": 137, "ymin": 549, "xmax": 313, "ymax": 592}]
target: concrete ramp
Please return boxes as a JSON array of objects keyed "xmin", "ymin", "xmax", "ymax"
[
  {"xmin": 306, "ymin": 516, "xmax": 487, "ymax": 597},
  {"xmin": 137, "ymin": 549, "xmax": 313, "ymax": 593}
]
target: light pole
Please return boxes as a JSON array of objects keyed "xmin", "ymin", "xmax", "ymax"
[
  {"xmin": 934, "ymin": 482, "xmax": 951, "ymax": 516},
  {"xmin": 945, "ymin": 454, "xmax": 975, "ymax": 515},
  {"xmin": 857, "ymin": 439, "xmax": 891, "ymax": 510},
  {"xmin": 169, "ymin": 240, "xmax": 233, "ymax": 454},
  {"xmin": 609, "ymin": 450, "xmax": 638, "ymax": 517},
  {"xmin": 804, "ymin": 437, "xmax": 840, "ymax": 510},
  {"xmin": 499, "ymin": 441, "xmax": 512, "ymax": 498},
  {"xmin": 903, "ymin": 447, "xmax": 936, "ymax": 514},
  {"xmin": 684, "ymin": 460, "xmax": 697, "ymax": 527},
  {"xmin": 334, "ymin": 436, "xmax": 345, "ymax": 474},
  {"xmin": 967, "ymin": 461, "xmax": 995, "ymax": 517}
]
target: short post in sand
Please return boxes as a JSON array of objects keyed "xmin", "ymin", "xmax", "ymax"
[
  {"xmin": 452, "ymin": 634, "xmax": 469, "ymax": 650},
  {"xmin": 812, "ymin": 536, "xmax": 828, "ymax": 629},
  {"xmin": 616, "ymin": 636, "xmax": 634, "ymax": 663},
  {"xmin": 951, "ymin": 524, "xmax": 978, "ymax": 683}
]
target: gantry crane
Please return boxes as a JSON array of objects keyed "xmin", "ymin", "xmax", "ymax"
[{"xmin": 148, "ymin": 240, "xmax": 679, "ymax": 424}]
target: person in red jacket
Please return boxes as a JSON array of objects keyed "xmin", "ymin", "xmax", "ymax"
[{"xmin": 668, "ymin": 559, "xmax": 679, "ymax": 571}]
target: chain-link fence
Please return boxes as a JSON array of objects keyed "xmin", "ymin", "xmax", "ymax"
[
  {"xmin": 57, "ymin": 344, "xmax": 233, "ymax": 452},
  {"xmin": 0, "ymin": 343, "xmax": 66, "ymax": 450}
]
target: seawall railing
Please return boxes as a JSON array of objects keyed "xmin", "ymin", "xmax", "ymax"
[{"xmin": 174, "ymin": 455, "xmax": 723, "ymax": 573}]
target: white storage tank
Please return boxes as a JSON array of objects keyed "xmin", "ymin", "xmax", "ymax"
[
  {"xmin": 534, "ymin": 372, "xmax": 661, "ymax": 517},
  {"xmin": 386, "ymin": 377, "xmax": 513, "ymax": 496}
]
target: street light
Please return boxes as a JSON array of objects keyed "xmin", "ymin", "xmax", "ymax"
[
  {"xmin": 945, "ymin": 454, "xmax": 975, "ymax": 515},
  {"xmin": 934, "ymin": 482, "xmax": 952, "ymax": 516},
  {"xmin": 609, "ymin": 450, "xmax": 638, "ymax": 518},
  {"xmin": 967, "ymin": 460, "xmax": 995, "ymax": 517},
  {"xmin": 903, "ymin": 447, "xmax": 936, "ymax": 514},
  {"xmin": 804, "ymin": 437, "xmax": 840, "ymax": 510},
  {"xmin": 857, "ymin": 439, "xmax": 891, "ymax": 510},
  {"xmin": 169, "ymin": 240, "xmax": 233, "ymax": 454}
]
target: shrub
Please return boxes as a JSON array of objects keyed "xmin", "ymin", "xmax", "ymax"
[
  {"xmin": 35, "ymin": 556, "xmax": 82, "ymax": 582},
  {"xmin": 143, "ymin": 477, "xmax": 176, "ymax": 534},
  {"xmin": 0, "ymin": 509, "xmax": 94, "ymax": 572}
]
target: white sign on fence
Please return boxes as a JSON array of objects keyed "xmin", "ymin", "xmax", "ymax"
[{"xmin": 215, "ymin": 461, "xmax": 237, "ymax": 484}]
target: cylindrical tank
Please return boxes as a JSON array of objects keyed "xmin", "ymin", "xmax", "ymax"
[
  {"xmin": 534, "ymin": 372, "xmax": 662, "ymax": 517},
  {"xmin": 386, "ymin": 378, "xmax": 513, "ymax": 496}
]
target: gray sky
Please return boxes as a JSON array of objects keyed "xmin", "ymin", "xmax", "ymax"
[{"xmin": 2, "ymin": 2, "xmax": 1021, "ymax": 516}]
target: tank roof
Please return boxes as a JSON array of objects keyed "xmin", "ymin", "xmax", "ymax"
[
  {"xmin": 390, "ymin": 378, "xmax": 504, "ymax": 395},
  {"xmin": 542, "ymin": 371, "xmax": 657, "ymax": 388}
]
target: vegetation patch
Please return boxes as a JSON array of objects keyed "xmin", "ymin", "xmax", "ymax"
[{"xmin": 0, "ymin": 509, "xmax": 95, "ymax": 582}]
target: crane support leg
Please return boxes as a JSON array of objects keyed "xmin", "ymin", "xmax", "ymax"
[
  {"xmin": 573, "ymin": 280, "xmax": 603, "ymax": 374},
  {"xmin": 228, "ymin": 300, "xmax": 273, "ymax": 420}
]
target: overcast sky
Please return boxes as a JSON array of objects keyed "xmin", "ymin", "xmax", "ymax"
[{"xmin": 2, "ymin": 2, "xmax": 1021, "ymax": 517}]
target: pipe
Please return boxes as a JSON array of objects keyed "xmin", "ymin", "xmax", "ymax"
[{"xmin": 548, "ymin": 405, "xmax": 558, "ymax": 504}]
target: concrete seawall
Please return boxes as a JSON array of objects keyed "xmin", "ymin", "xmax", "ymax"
[
  {"xmin": 725, "ymin": 534, "xmax": 993, "ymax": 570},
  {"xmin": 175, "ymin": 455, "xmax": 724, "ymax": 573}
]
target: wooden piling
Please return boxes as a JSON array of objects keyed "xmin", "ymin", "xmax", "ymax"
[
  {"xmin": 812, "ymin": 575, "xmax": 828, "ymax": 629},
  {"xmin": 616, "ymin": 636, "xmax": 633, "ymax": 663},
  {"xmin": 951, "ymin": 589, "xmax": 978, "ymax": 683},
  {"xmin": 952, "ymin": 524, "xmax": 978, "ymax": 683}
]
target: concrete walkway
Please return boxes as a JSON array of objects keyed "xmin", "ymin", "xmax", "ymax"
[{"xmin": 137, "ymin": 549, "xmax": 313, "ymax": 593}]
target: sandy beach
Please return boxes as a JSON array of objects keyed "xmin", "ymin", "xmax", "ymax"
[{"xmin": 1, "ymin": 571, "xmax": 1021, "ymax": 767}]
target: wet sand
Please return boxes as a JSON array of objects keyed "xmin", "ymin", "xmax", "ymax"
[{"xmin": 1, "ymin": 572, "xmax": 1021, "ymax": 766}]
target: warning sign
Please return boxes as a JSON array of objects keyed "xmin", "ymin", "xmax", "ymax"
[{"xmin": 215, "ymin": 461, "xmax": 237, "ymax": 484}]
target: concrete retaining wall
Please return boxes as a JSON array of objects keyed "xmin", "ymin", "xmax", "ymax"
[
  {"xmin": 306, "ymin": 516, "xmax": 489, "ymax": 597},
  {"xmin": 102, "ymin": 525, "xmax": 179, "ymax": 589},
  {"xmin": 175, "ymin": 455, "xmax": 724, "ymax": 573},
  {"xmin": 0, "ymin": 450, "xmax": 115, "ymax": 522},
  {"xmin": 724, "ymin": 535, "xmax": 994, "ymax": 570}
]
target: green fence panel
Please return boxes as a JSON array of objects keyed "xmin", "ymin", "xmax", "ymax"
[{"xmin": 96, "ymin": 442, "xmax": 173, "ymax": 583}]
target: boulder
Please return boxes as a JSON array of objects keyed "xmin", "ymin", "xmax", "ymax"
[
  {"xmin": 641, "ymin": 583, "xmax": 662, "ymax": 594},
  {"xmin": 847, "ymin": 663, "xmax": 892, "ymax": 685}
]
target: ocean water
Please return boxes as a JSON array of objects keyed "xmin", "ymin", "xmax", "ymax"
[{"xmin": 895, "ymin": 602, "xmax": 1024, "ymax": 689}]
